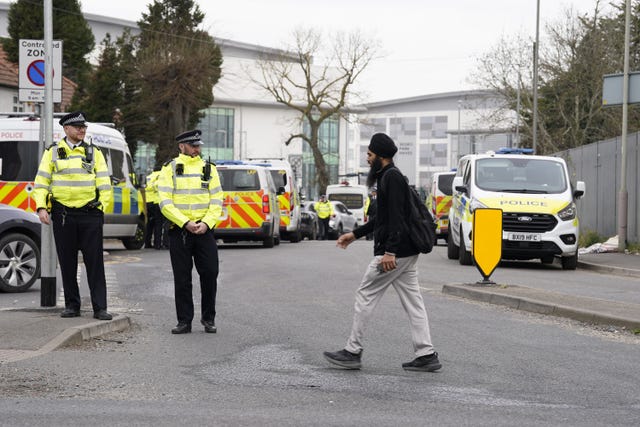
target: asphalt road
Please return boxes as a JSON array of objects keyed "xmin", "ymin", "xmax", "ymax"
[{"xmin": 1, "ymin": 240, "xmax": 639, "ymax": 426}]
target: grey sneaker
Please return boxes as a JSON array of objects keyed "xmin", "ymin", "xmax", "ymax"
[
  {"xmin": 402, "ymin": 352, "xmax": 442, "ymax": 372},
  {"xmin": 323, "ymin": 349, "xmax": 362, "ymax": 370}
]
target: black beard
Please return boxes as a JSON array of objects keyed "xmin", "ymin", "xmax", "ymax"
[{"xmin": 366, "ymin": 157, "xmax": 383, "ymax": 187}]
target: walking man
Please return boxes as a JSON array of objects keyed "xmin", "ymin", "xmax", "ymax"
[
  {"xmin": 157, "ymin": 129, "xmax": 224, "ymax": 334},
  {"xmin": 34, "ymin": 111, "xmax": 113, "ymax": 320},
  {"xmin": 323, "ymin": 133, "xmax": 441, "ymax": 372}
]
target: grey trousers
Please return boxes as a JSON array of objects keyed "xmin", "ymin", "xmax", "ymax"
[{"xmin": 345, "ymin": 255, "xmax": 435, "ymax": 357}]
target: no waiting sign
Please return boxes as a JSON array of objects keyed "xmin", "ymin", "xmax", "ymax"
[{"xmin": 19, "ymin": 39, "xmax": 63, "ymax": 103}]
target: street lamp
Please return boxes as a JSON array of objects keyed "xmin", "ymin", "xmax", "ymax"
[{"xmin": 457, "ymin": 99, "xmax": 462, "ymax": 159}]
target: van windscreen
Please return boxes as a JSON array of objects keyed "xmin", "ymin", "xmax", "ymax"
[{"xmin": 328, "ymin": 193, "xmax": 363, "ymax": 209}]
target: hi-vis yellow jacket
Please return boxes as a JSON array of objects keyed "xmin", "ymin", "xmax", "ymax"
[
  {"xmin": 314, "ymin": 200, "xmax": 333, "ymax": 219},
  {"xmin": 145, "ymin": 170, "xmax": 161, "ymax": 204},
  {"xmin": 157, "ymin": 153, "xmax": 224, "ymax": 229},
  {"xmin": 33, "ymin": 138, "xmax": 112, "ymax": 211}
]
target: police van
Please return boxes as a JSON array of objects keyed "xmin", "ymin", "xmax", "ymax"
[
  {"xmin": 247, "ymin": 158, "xmax": 302, "ymax": 242},
  {"xmin": 426, "ymin": 171, "xmax": 456, "ymax": 243},
  {"xmin": 214, "ymin": 161, "xmax": 281, "ymax": 248},
  {"xmin": 326, "ymin": 182, "xmax": 369, "ymax": 226},
  {"xmin": 447, "ymin": 148, "xmax": 585, "ymax": 270},
  {"xmin": 0, "ymin": 114, "xmax": 145, "ymax": 249}
]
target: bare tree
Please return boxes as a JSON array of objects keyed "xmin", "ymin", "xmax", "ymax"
[
  {"xmin": 469, "ymin": 1, "xmax": 640, "ymax": 153},
  {"xmin": 253, "ymin": 28, "xmax": 378, "ymax": 194}
]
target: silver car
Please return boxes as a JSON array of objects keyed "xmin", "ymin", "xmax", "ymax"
[
  {"xmin": 0, "ymin": 204, "xmax": 41, "ymax": 293},
  {"xmin": 328, "ymin": 201, "xmax": 358, "ymax": 239}
]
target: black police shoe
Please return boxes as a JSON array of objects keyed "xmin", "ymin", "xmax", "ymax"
[
  {"xmin": 200, "ymin": 319, "xmax": 217, "ymax": 333},
  {"xmin": 93, "ymin": 310, "xmax": 113, "ymax": 320},
  {"xmin": 402, "ymin": 352, "xmax": 442, "ymax": 372},
  {"xmin": 60, "ymin": 308, "xmax": 80, "ymax": 318},
  {"xmin": 323, "ymin": 349, "xmax": 362, "ymax": 370},
  {"xmin": 171, "ymin": 323, "xmax": 191, "ymax": 334}
]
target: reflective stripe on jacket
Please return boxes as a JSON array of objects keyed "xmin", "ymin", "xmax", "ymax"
[
  {"xmin": 33, "ymin": 138, "xmax": 112, "ymax": 211},
  {"xmin": 157, "ymin": 153, "xmax": 223, "ymax": 229}
]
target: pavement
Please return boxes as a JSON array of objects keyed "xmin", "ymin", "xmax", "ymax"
[
  {"xmin": 1, "ymin": 251, "xmax": 639, "ymax": 364},
  {"xmin": 442, "ymin": 252, "xmax": 640, "ymax": 332}
]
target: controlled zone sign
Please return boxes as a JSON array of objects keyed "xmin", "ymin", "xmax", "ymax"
[
  {"xmin": 19, "ymin": 39, "xmax": 63, "ymax": 103},
  {"xmin": 472, "ymin": 208, "xmax": 503, "ymax": 283}
]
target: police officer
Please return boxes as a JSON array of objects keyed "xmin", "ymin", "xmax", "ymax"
[
  {"xmin": 157, "ymin": 130, "xmax": 224, "ymax": 334},
  {"xmin": 33, "ymin": 111, "xmax": 113, "ymax": 320},
  {"xmin": 314, "ymin": 195, "xmax": 333, "ymax": 240},
  {"xmin": 144, "ymin": 166, "xmax": 165, "ymax": 249}
]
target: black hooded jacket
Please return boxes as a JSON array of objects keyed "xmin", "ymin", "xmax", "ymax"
[{"xmin": 353, "ymin": 163, "xmax": 419, "ymax": 257}]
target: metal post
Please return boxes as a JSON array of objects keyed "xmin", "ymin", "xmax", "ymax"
[
  {"xmin": 457, "ymin": 99, "xmax": 462, "ymax": 158},
  {"xmin": 515, "ymin": 75, "xmax": 521, "ymax": 147},
  {"xmin": 40, "ymin": 0, "xmax": 56, "ymax": 306},
  {"xmin": 532, "ymin": 0, "xmax": 540, "ymax": 154},
  {"xmin": 618, "ymin": 0, "xmax": 631, "ymax": 252}
]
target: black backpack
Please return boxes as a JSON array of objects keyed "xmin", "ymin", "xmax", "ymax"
[{"xmin": 406, "ymin": 186, "xmax": 437, "ymax": 254}]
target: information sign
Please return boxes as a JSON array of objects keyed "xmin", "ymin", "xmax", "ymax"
[{"xmin": 18, "ymin": 39, "xmax": 63, "ymax": 103}]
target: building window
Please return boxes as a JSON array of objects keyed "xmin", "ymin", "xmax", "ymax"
[
  {"xmin": 197, "ymin": 107, "xmax": 235, "ymax": 161},
  {"xmin": 389, "ymin": 117, "xmax": 416, "ymax": 142},
  {"xmin": 420, "ymin": 116, "xmax": 448, "ymax": 139},
  {"xmin": 302, "ymin": 116, "xmax": 340, "ymax": 199},
  {"xmin": 12, "ymin": 96, "xmax": 24, "ymax": 113},
  {"xmin": 359, "ymin": 118, "xmax": 386, "ymax": 140},
  {"xmin": 420, "ymin": 143, "xmax": 448, "ymax": 166}
]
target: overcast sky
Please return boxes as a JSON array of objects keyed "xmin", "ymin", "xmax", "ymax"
[{"xmin": 81, "ymin": 0, "xmax": 609, "ymax": 102}]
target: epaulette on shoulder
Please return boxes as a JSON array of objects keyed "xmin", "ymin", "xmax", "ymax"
[
  {"xmin": 46, "ymin": 141, "xmax": 58, "ymax": 150},
  {"xmin": 162, "ymin": 159, "xmax": 174, "ymax": 167}
]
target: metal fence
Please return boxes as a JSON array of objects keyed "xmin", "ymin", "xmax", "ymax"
[{"xmin": 557, "ymin": 132, "xmax": 640, "ymax": 243}]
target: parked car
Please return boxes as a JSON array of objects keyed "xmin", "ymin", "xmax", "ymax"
[
  {"xmin": 328, "ymin": 201, "xmax": 358, "ymax": 239},
  {"xmin": 300, "ymin": 201, "xmax": 320, "ymax": 240},
  {"xmin": 0, "ymin": 204, "xmax": 41, "ymax": 292}
]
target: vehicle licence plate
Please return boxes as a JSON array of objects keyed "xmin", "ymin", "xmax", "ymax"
[{"xmin": 507, "ymin": 233, "xmax": 541, "ymax": 242}]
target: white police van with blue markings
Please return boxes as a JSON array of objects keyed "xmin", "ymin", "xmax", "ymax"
[{"xmin": 448, "ymin": 148, "xmax": 586, "ymax": 270}]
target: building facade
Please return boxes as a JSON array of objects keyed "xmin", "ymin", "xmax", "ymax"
[{"xmin": 347, "ymin": 90, "xmax": 517, "ymax": 192}]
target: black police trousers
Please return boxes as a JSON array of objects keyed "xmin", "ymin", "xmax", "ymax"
[
  {"xmin": 51, "ymin": 204, "xmax": 107, "ymax": 313},
  {"xmin": 168, "ymin": 227, "xmax": 219, "ymax": 325}
]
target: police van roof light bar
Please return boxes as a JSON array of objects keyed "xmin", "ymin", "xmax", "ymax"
[{"xmin": 494, "ymin": 147, "xmax": 534, "ymax": 155}]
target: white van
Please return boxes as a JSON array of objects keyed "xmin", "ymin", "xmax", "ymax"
[
  {"xmin": 0, "ymin": 114, "xmax": 146, "ymax": 249},
  {"xmin": 325, "ymin": 182, "xmax": 369, "ymax": 226},
  {"xmin": 247, "ymin": 159, "xmax": 302, "ymax": 242},
  {"xmin": 448, "ymin": 149, "xmax": 585, "ymax": 270}
]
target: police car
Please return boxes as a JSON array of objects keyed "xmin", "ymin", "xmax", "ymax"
[{"xmin": 447, "ymin": 148, "xmax": 586, "ymax": 270}]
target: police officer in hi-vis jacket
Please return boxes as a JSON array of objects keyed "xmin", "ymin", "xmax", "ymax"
[
  {"xmin": 33, "ymin": 111, "xmax": 113, "ymax": 320},
  {"xmin": 157, "ymin": 129, "xmax": 224, "ymax": 334}
]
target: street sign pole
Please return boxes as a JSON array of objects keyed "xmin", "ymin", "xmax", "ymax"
[
  {"xmin": 40, "ymin": 0, "xmax": 56, "ymax": 307},
  {"xmin": 618, "ymin": 0, "xmax": 631, "ymax": 253}
]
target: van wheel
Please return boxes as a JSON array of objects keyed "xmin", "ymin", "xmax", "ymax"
[
  {"xmin": 263, "ymin": 236, "xmax": 275, "ymax": 248},
  {"xmin": 459, "ymin": 228, "xmax": 473, "ymax": 265},
  {"xmin": 447, "ymin": 230, "xmax": 459, "ymax": 259},
  {"xmin": 289, "ymin": 228, "xmax": 301, "ymax": 243},
  {"xmin": 122, "ymin": 215, "xmax": 146, "ymax": 250},
  {"xmin": 561, "ymin": 253, "xmax": 578, "ymax": 270},
  {"xmin": 0, "ymin": 233, "xmax": 40, "ymax": 293}
]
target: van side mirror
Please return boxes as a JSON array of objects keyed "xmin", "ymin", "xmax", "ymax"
[
  {"xmin": 452, "ymin": 176, "xmax": 467, "ymax": 195},
  {"xmin": 574, "ymin": 181, "xmax": 585, "ymax": 199},
  {"xmin": 277, "ymin": 186, "xmax": 286, "ymax": 195}
]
